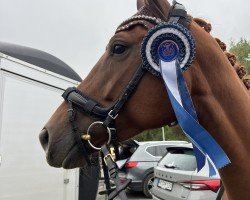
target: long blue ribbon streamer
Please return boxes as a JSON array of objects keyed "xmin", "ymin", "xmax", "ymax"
[
  {"xmin": 176, "ymin": 62, "xmax": 217, "ymax": 176},
  {"xmin": 160, "ymin": 60, "xmax": 230, "ymax": 175},
  {"xmin": 176, "ymin": 60, "xmax": 207, "ymax": 172}
]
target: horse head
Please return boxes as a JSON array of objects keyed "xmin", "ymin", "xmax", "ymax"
[
  {"xmin": 39, "ymin": 0, "xmax": 177, "ymax": 169},
  {"xmin": 39, "ymin": 1, "xmax": 250, "ymax": 199}
]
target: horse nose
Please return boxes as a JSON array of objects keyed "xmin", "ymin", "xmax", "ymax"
[{"xmin": 39, "ymin": 128, "xmax": 49, "ymax": 151}]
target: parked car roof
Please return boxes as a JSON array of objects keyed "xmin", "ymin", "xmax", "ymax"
[
  {"xmin": 129, "ymin": 141, "xmax": 190, "ymax": 162},
  {"xmin": 165, "ymin": 143, "xmax": 193, "ymax": 149}
]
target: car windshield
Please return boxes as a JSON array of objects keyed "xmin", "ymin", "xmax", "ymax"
[{"xmin": 158, "ymin": 148, "xmax": 197, "ymax": 171}]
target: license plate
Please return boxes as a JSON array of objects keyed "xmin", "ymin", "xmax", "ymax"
[{"xmin": 157, "ymin": 179, "xmax": 173, "ymax": 191}]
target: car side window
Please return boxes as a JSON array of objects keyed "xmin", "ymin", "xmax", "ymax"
[
  {"xmin": 155, "ymin": 145, "xmax": 168, "ymax": 157},
  {"xmin": 146, "ymin": 146, "xmax": 156, "ymax": 156},
  {"xmin": 146, "ymin": 145, "xmax": 168, "ymax": 157}
]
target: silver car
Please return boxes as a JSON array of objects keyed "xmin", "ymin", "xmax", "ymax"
[
  {"xmin": 117, "ymin": 140, "xmax": 188, "ymax": 198},
  {"xmin": 152, "ymin": 144, "xmax": 221, "ymax": 200}
]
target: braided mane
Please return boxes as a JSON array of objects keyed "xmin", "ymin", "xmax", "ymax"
[{"xmin": 194, "ymin": 18, "xmax": 250, "ymax": 90}]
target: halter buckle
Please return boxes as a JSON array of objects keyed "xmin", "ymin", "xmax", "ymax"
[
  {"xmin": 103, "ymin": 154, "xmax": 114, "ymax": 165},
  {"xmin": 108, "ymin": 110, "xmax": 118, "ymax": 119}
]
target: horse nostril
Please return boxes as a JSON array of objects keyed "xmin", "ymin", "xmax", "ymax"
[{"xmin": 39, "ymin": 128, "xmax": 49, "ymax": 151}]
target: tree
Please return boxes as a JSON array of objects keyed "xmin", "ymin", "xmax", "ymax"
[
  {"xmin": 230, "ymin": 38, "xmax": 250, "ymax": 75},
  {"xmin": 133, "ymin": 125, "xmax": 189, "ymax": 142}
]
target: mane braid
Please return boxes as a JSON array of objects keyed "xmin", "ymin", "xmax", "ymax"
[{"xmin": 194, "ymin": 18, "xmax": 250, "ymax": 90}]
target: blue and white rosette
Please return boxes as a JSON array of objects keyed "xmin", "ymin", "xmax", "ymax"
[{"xmin": 141, "ymin": 22, "xmax": 230, "ymax": 176}]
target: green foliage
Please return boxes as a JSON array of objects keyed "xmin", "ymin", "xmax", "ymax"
[
  {"xmin": 133, "ymin": 125, "xmax": 189, "ymax": 142},
  {"xmin": 230, "ymin": 38, "xmax": 250, "ymax": 74}
]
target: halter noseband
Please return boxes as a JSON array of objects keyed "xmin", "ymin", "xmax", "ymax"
[{"xmin": 62, "ymin": 65, "xmax": 146, "ymax": 160}]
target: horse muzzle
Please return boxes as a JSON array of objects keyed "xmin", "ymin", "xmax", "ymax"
[{"xmin": 39, "ymin": 128, "xmax": 49, "ymax": 151}]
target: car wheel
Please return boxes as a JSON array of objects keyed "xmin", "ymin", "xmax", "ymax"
[{"xmin": 143, "ymin": 173, "xmax": 154, "ymax": 198}]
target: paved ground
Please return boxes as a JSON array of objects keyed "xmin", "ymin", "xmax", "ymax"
[
  {"xmin": 97, "ymin": 180, "xmax": 151, "ymax": 200},
  {"xmin": 125, "ymin": 190, "xmax": 151, "ymax": 200},
  {"xmin": 96, "ymin": 190, "xmax": 150, "ymax": 200}
]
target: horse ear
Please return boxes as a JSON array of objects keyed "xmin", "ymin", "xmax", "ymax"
[
  {"xmin": 137, "ymin": 0, "xmax": 146, "ymax": 10},
  {"xmin": 137, "ymin": 0, "xmax": 170, "ymax": 20}
]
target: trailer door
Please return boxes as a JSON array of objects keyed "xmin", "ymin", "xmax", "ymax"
[{"xmin": 0, "ymin": 71, "xmax": 78, "ymax": 200}]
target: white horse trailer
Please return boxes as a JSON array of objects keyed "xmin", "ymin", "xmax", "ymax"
[{"xmin": 0, "ymin": 42, "xmax": 96, "ymax": 200}]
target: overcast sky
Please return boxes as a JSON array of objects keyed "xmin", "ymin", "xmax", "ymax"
[{"xmin": 0, "ymin": 0, "xmax": 249, "ymax": 78}]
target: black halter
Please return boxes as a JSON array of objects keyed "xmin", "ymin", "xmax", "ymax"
[
  {"xmin": 62, "ymin": 66, "xmax": 146, "ymax": 159},
  {"xmin": 62, "ymin": 0, "xmax": 189, "ymax": 160},
  {"xmin": 62, "ymin": 66, "xmax": 146, "ymax": 199},
  {"xmin": 62, "ymin": 1, "xmax": 189, "ymax": 199}
]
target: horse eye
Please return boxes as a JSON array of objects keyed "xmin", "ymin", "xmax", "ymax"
[{"xmin": 112, "ymin": 44, "xmax": 127, "ymax": 54}]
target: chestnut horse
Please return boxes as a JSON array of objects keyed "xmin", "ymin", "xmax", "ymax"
[{"xmin": 39, "ymin": 0, "xmax": 250, "ymax": 199}]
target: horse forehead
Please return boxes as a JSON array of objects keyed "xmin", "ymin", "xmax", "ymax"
[{"xmin": 114, "ymin": 25, "xmax": 149, "ymax": 42}]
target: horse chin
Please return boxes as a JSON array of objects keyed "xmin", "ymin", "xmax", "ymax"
[
  {"xmin": 61, "ymin": 146, "xmax": 86, "ymax": 169},
  {"xmin": 45, "ymin": 146, "xmax": 85, "ymax": 169}
]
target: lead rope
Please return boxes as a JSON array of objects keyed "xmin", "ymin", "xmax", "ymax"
[
  {"xmin": 100, "ymin": 152, "xmax": 112, "ymax": 197},
  {"xmin": 65, "ymin": 91, "xmax": 133, "ymax": 200},
  {"xmin": 99, "ymin": 144, "xmax": 131, "ymax": 200},
  {"xmin": 216, "ymin": 181, "xmax": 224, "ymax": 200},
  {"xmin": 97, "ymin": 67, "xmax": 145, "ymax": 199}
]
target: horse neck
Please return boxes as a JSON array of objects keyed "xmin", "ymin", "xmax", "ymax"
[{"xmin": 188, "ymin": 23, "xmax": 250, "ymax": 199}]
